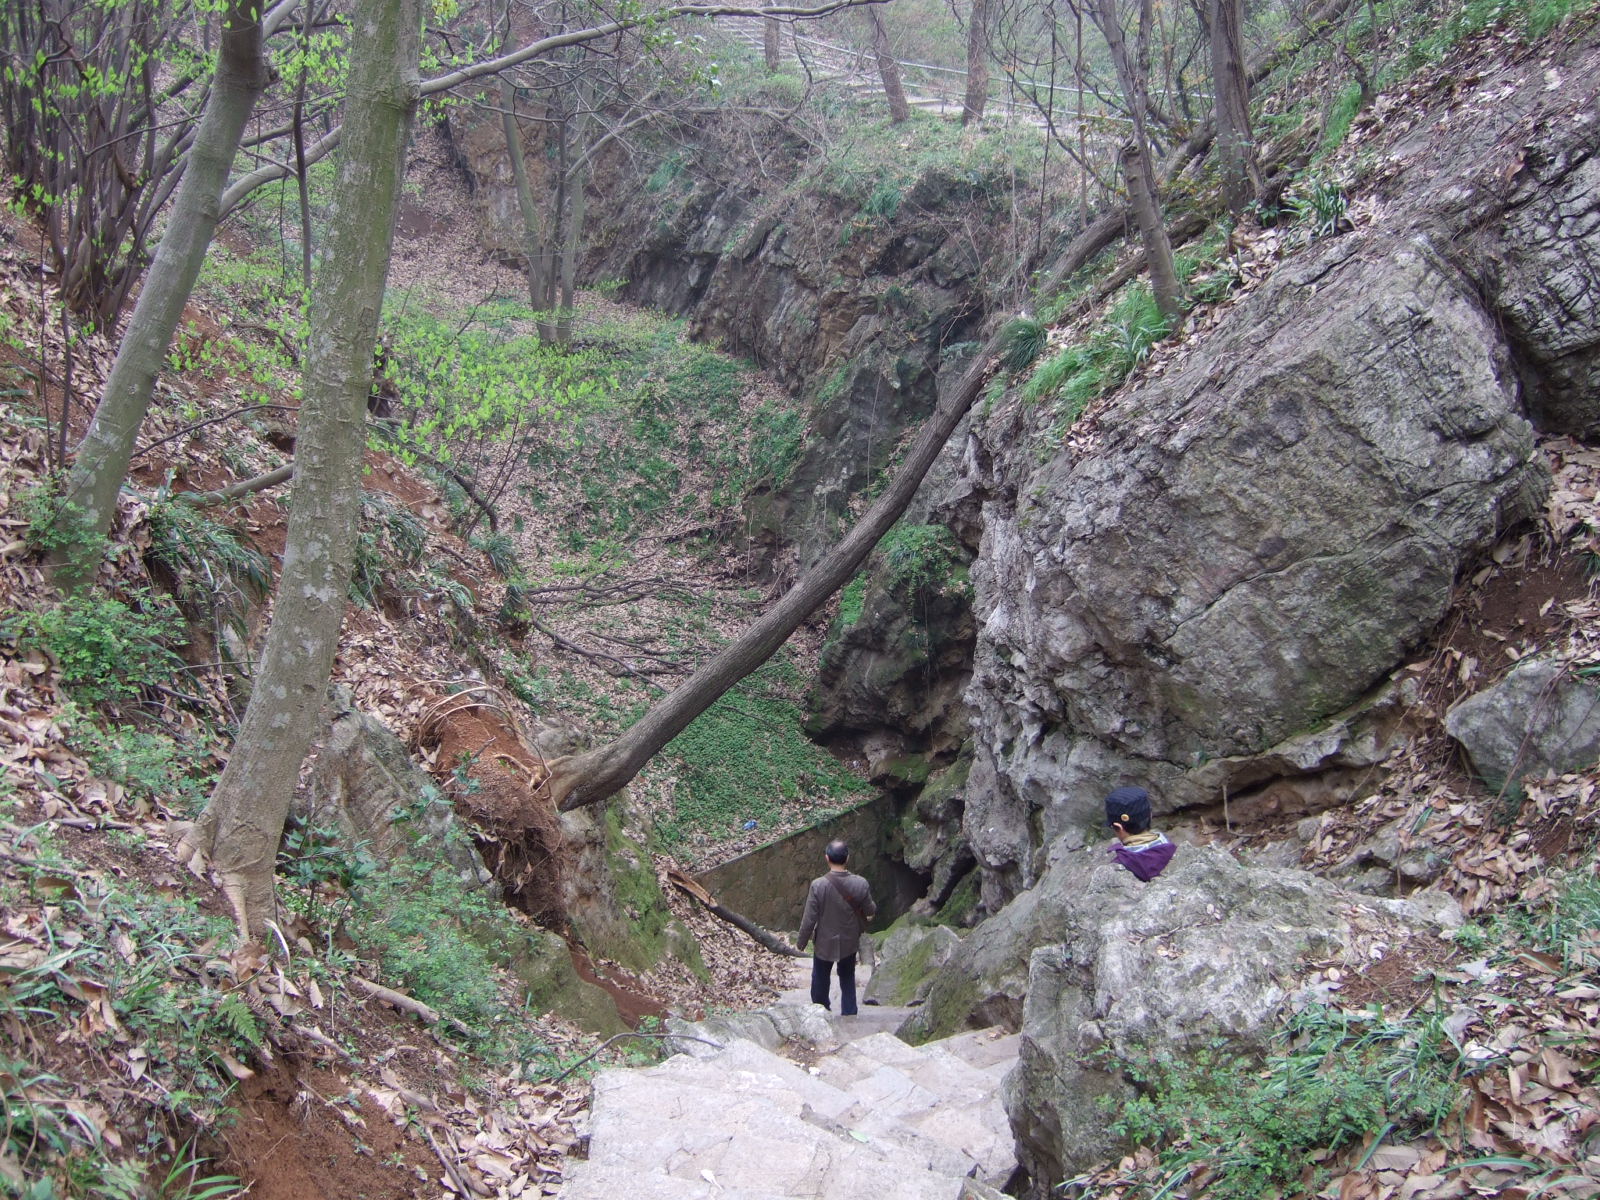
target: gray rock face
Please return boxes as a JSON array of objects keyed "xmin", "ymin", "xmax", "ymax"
[
  {"xmin": 301, "ymin": 690, "xmax": 494, "ymax": 890},
  {"xmin": 1445, "ymin": 655, "xmax": 1600, "ymax": 787},
  {"xmin": 806, "ymin": 543, "xmax": 975, "ymax": 760},
  {"xmin": 862, "ymin": 922, "xmax": 964, "ymax": 1007},
  {"xmin": 1485, "ymin": 142, "xmax": 1600, "ymax": 437},
  {"xmin": 962, "ymin": 237, "xmax": 1545, "ymax": 898},
  {"xmin": 897, "ymin": 755, "xmax": 978, "ymax": 909},
  {"xmin": 895, "ymin": 843, "xmax": 1457, "ymax": 1188}
]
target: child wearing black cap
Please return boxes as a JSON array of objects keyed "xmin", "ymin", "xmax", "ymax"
[{"xmin": 1105, "ymin": 786, "xmax": 1176, "ymax": 881}]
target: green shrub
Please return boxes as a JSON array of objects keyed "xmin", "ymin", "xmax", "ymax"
[
  {"xmin": 999, "ymin": 316, "xmax": 1049, "ymax": 372},
  {"xmin": 862, "ymin": 179, "xmax": 902, "ymax": 219},
  {"xmin": 7, "ymin": 590, "xmax": 186, "ymax": 704},
  {"xmin": 345, "ymin": 859, "xmax": 514, "ymax": 1029},
  {"xmin": 878, "ymin": 522, "xmax": 969, "ymax": 598},
  {"xmin": 1111, "ymin": 1004, "xmax": 1461, "ymax": 1200},
  {"xmin": 836, "ymin": 575, "xmax": 868, "ymax": 630}
]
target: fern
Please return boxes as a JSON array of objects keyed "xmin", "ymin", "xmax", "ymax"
[{"xmin": 216, "ymin": 992, "xmax": 261, "ymax": 1048}]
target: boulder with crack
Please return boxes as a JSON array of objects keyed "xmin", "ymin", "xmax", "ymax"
[{"xmin": 897, "ymin": 843, "xmax": 1460, "ymax": 1190}]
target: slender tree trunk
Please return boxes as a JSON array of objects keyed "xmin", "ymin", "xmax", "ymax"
[
  {"xmin": 962, "ymin": 0, "xmax": 991, "ymax": 126},
  {"xmin": 1092, "ymin": 0, "xmax": 1183, "ymax": 324},
  {"xmin": 50, "ymin": 0, "xmax": 269, "ymax": 590},
  {"xmin": 500, "ymin": 77, "xmax": 549, "ymax": 313},
  {"xmin": 1209, "ymin": 0, "xmax": 1258, "ymax": 218},
  {"xmin": 543, "ymin": 331, "xmax": 1006, "ymax": 813},
  {"xmin": 556, "ymin": 168, "xmax": 587, "ymax": 344},
  {"xmin": 536, "ymin": 94, "xmax": 568, "ymax": 345},
  {"xmin": 763, "ymin": 16, "xmax": 782, "ymax": 70},
  {"xmin": 178, "ymin": 0, "xmax": 423, "ymax": 941},
  {"xmin": 554, "ymin": 75, "xmax": 591, "ymax": 345},
  {"xmin": 865, "ymin": 5, "xmax": 910, "ymax": 124}
]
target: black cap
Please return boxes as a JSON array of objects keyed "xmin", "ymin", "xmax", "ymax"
[{"xmin": 1105, "ymin": 787, "xmax": 1151, "ymax": 828}]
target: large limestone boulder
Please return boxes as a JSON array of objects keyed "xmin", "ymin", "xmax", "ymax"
[
  {"xmin": 962, "ymin": 236, "xmax": 1546, "ymax": 899},
  {"xmin": 902, "ymin": 838, "xmax": 1465, "ymax": 1049},
  {"xmin": 1445, "ymin": 655, "xmax": 1600, "ymax": 787},
  {"xmin": 897, "ymin": 843, "xmax": 1457, "ymax": 1189}
]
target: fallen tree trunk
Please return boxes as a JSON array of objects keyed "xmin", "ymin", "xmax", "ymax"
[
  {"xmin": 667, "ymin": 869, "xmax": 807, "ymax": 958},
  {"xmin": 542, "ymin": 330, "xmax": 1003, "ymax": 814}
]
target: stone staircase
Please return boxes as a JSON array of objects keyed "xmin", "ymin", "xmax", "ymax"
[{"xmin": 560, "ymin": 962, "xmax": 1019, "ymax": 1199}]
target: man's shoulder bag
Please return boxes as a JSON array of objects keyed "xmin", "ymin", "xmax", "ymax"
[{"xmin": 825, "ymin": 871, "xmax": 869, "ymax": 930}]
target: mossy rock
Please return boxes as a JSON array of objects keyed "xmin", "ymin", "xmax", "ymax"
[
  {"xmin": 563, "ymin": 802, "xmax": 704, "ymax": 980},
  {"xmin": 502, "ymin": 928, "xmax": 628, "ymax": 1038},
  {"xmin": 862, "ymin": 920, "xmax": 964, "ymax": 1007}
]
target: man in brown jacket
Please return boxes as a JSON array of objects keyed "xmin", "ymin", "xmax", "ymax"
[{"xmin": 797, "ymin": 840, "xmax": 876, "ymax": 1015}]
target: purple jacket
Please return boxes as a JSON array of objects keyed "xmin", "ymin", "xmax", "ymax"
[{"xmin": 1111, "ymin": 833, "xmax": 1176, "ymax": 881}]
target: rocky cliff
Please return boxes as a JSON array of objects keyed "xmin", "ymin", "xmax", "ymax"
[
  {"xmin": 446, "ymin": 94, "xmax": 1051, "ymax": 570},
  {"xmin": 947, "ymin": 42, "xmax": 1600, "ymax": 908},
  {"xmin": 448, "ymin": 34, "xmax": 1600, "ymax": 921}
]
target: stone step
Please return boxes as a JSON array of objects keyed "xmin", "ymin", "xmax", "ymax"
[
  {"xmin": 565, "ymin": 993, "xmax": 1020, "ymax": 1198},
  {"xmin": 927, "ymin": 1028, "xmax": 1022, "ymax": 1073},
  {"xmin": 565, "ymin": 1065, "xmax": 972, "ymax": 1198}
]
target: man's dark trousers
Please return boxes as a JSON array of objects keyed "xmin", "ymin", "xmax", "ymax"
[{"xmin": 811, "ymin": 953, "xmax": 857, "ymax": 1015}]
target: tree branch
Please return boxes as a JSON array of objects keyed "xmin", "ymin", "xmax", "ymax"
[
  {"xmin": 176, "ymin": 463, "xmax": 295, "ymax": 507},
  {"xmin": 667, "ymin": 869, "xmax": 807, "ymax": 957},
  {"xmin": 544, "ymin": 323, "xmax": 1006, "ymax": 813}
]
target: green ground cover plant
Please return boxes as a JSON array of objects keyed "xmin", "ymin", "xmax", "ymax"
[
  {"xmin": 658, "ymin": 654, "xmax": 872, "ymax": 849},
  {"xmin": 1107, "ymin": 1003, "xmax": 1462, "ymax": 1200},
  {"xmin": 1024, "ymin": 283, "xmax": 1171, "ymax": 426},
  {"xmin": 5, "ymin": 590, "xmax": 186, "ymax": 705},
  {"xmin": 343, "ymin": 858, "xmax": 515, "ymax": 1030},
  {"xmin": 1512, "ymin": 852, "xmax": 1600, "ymax": 971},
  {"xmin": 59, "ymin": 703, "xmax": 219, "ymax": 815}
]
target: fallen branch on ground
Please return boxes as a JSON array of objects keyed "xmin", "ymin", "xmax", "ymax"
[{"xmin": 667, "ymin": 869, "xmax": 808, "ymax": 958}]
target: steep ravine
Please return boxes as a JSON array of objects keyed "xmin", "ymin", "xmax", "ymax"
[{"xmin": 449, "ymin": 19, "xmax": 1600, "ymax": 935}]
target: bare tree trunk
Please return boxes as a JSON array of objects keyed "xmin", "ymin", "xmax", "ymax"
[
  {"xmin": 556, "ymin": 168, "xmax": 587, "ymax": 344},
  {"xmin": 500, "ymin": 77, "xmax": 549, "ymax": 313},
  {"xmin": 763, "ymin": 16, "xmax": 782, "ymax": 70},
  {"xmin": 1119, "ymin": 139, "xmax": 1183, "ymax": 321},
  {"xmin": 1035, "ymin": 0, "xmax": 1357, "ymax": 300},
  {"xmin": 536, "ymin": 90, "xmax": 569, "ymax": 345},
  {"xmin": 544, "ymin": 333, "xmax": 1005, "ymax": 813},
  {"xmin": 962, "ymin": 0, "xmax": 991, "ymax": 125},
  {"xmin": 1091, "ymin": 0, "xmax": 1183, "ymax": 324},
  {"xmin": 865, "ymin": 4, "xmax": 910, "ymax": 124},
  {"xmin": 178, "ymin": 0, "xmax": 423, "ymax": 941},
  {"xmin": 50, "ymin": 0, "xmax": 269, "ymax": 590},
  {"xmin": 1209, "ymin": 0, "xmax": 1258, "ymax": 218},
  {"xmin": 554, "ymin": 75, "xmax": 592, "ymax": 345}
]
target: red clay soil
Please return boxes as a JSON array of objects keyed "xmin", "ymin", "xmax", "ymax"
[
  {"xmin": 569, "ymin": 944, "xmax": 671, "ymax": 1025},
  {"xmin": 219, "ymin": 1062, "xmax": 437, "ymax": 1200}
]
